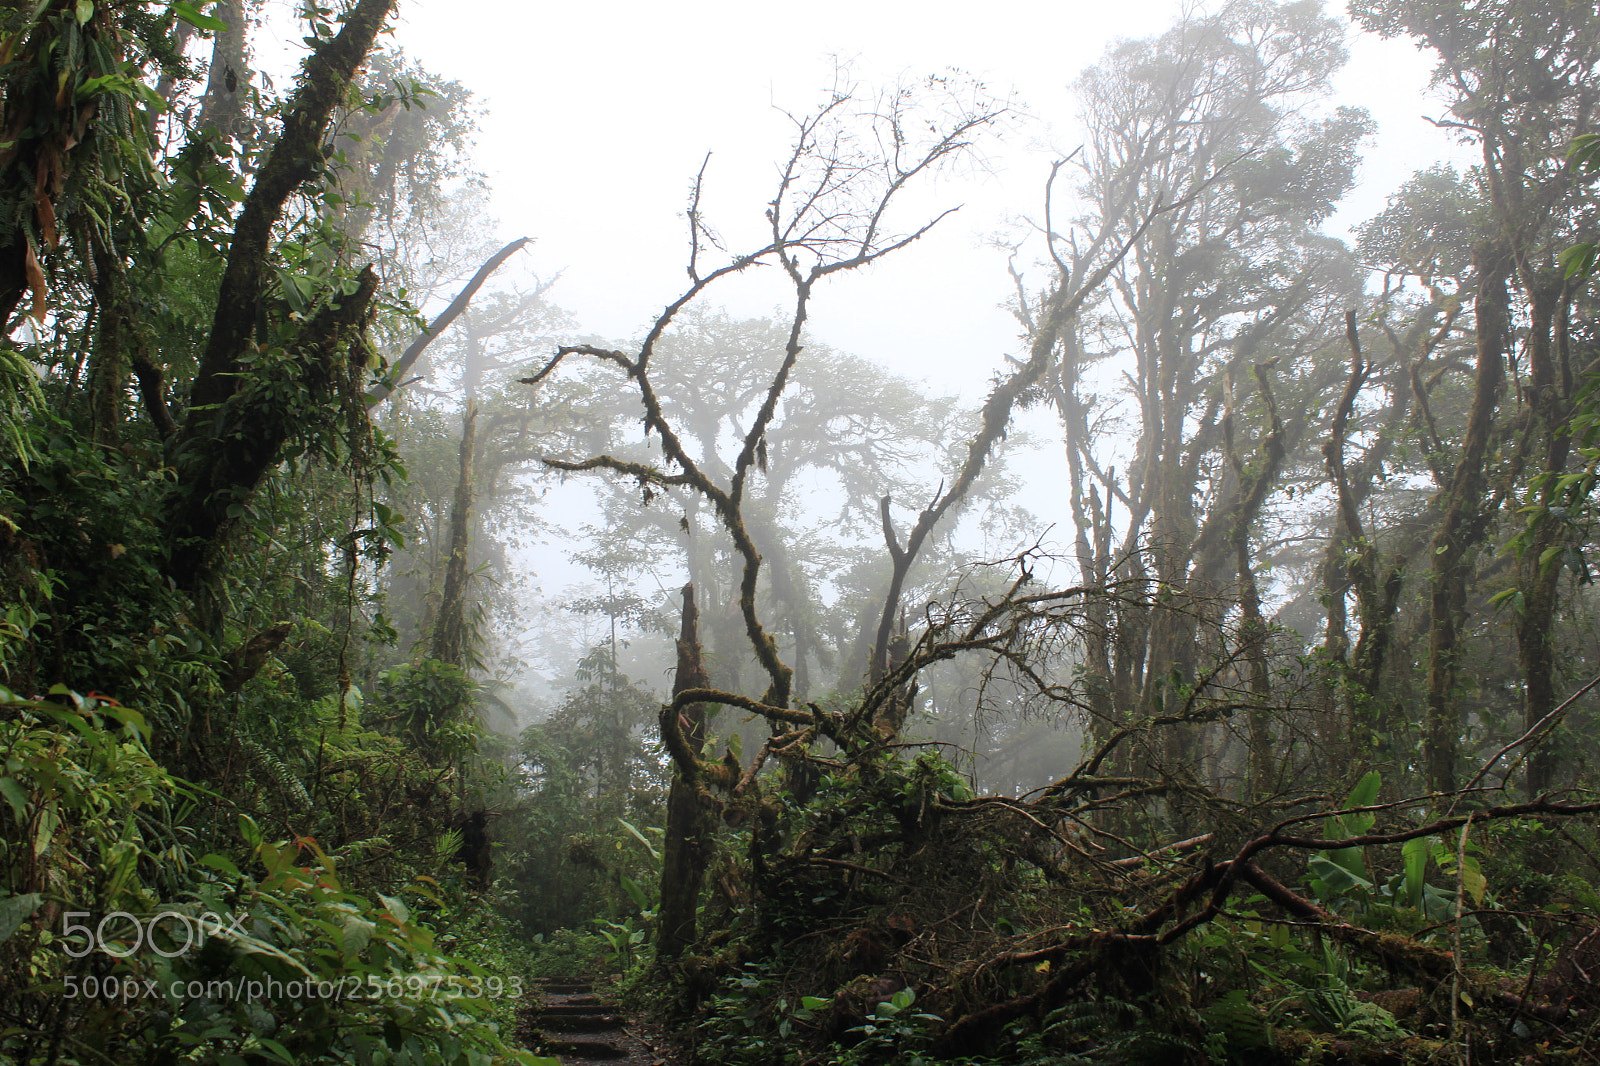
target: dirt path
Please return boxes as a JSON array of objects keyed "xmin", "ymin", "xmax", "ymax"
[{"xmin": 518, "ymin": 976, "xmax": 680, "ymax": 1066}]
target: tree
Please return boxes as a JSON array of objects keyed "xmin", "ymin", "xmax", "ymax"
[
  {"xmin": 545, "ymin": 306, "xmax": 1027, "ymax": 710},
  {"xmin": 0, "ymin": 4, "xmax": 558, "ymax": 1063},
  {"xmin": 1030, "ymin": 0, "xmax": 1367, "ymax": 796},
  {"xmin": 1354, "ymin": 0, "xmax": 1600, "ymax": 794}
]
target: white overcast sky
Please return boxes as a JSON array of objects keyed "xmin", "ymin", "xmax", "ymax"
[{"xmin": 364, "ymin": 0, "xmax": 1473, "ymax": 399}]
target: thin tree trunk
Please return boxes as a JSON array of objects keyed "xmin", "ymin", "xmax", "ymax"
[
  {"xmin": 431, "ymin": 401, "xmax": 477, "ymax": 667},
  {"xmin": 197, "ymin": 0, "xmax": 251, "ymax": 141},
  {"xmin": 1516, "ymin": 275, "xmax": 1574, "ymax": 796},
  {"xmin": 1223, "ymin": 365, "xmax": 1285, "ymax": 796},
  {"xmin": 1322, "ymin": 312, "xmax": 1406, "ymax": 776},
  {"xmin": 1424, "ymin": 242, "xmax": 1512, "ymax": 795},
  {"xmin": 1053, "ymin": 337, "xmax": 1118, "ymax": 763}
]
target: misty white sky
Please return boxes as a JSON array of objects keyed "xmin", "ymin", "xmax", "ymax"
[{"xmin": 371, "ymin": 0, "xmax": 1473, "ymax": 399}]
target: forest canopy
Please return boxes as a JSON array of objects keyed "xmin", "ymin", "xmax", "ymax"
[{"xmin": 2, "ymin": 1, "xmax": 1600, "ymax": 1064}]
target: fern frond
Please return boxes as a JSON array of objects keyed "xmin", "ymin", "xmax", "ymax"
[{"xmin": 235, "ymin": 732, "xmax": 314, "ymax": 809}]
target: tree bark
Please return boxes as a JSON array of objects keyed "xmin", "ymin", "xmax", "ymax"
[
  {"xmin": 1515, "ymin": 274, "xmax": 1575, "ymax": 796},
  {"xmin": 658, "ymin": 584, "xmax": 713, "ymax": 959},
  {"xmin": 1227, "ymin": 366, "xmax": 1285, "ymax": 796},
  {"xmin": 1322, "ymin": 311, "xmax": 1412, "ymax": 776},
  {"xmin": 166, "ymin": 266, "xmax": 378, "ymax": 591},
  {"xmin": 184, "ymin": 0, "xmax": 394, "ymax": 418},
  {"xmin": 1424, "ymin": 242, "xmax": 1512, "ymax": 795},
  {"xmin": 431, "ymin": 401, "xmax": 477, "ymax": 668},
  {"xmin": 197, "ymin": 0, "xmax": 252, "ymax": 142}
]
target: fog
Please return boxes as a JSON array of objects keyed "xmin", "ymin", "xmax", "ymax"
[{"xmin": 379, "ymin": 0, "xmax": 1471, "ymax": 385}]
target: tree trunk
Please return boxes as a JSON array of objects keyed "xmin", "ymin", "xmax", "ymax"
[
  {"xmin": 431, "ymin": 401, "xmax": 477, "ymax": 668},
  {"xmin": 1516, "ymin": 275, "xmax": 1574, "ymax": 796},
  {"xmin": 164, "ymin": 0, "xmax": 396, "ymax": 592},
  {"xmin": 1322, "ymin": 311, "xmax": 1412, "ymax": 777},
  {"xmin": 197, "ymin": 0, "xmax": 252, "ymax": 142},
  {"xmin": 658, "ymin": 584, "xmax": 713, "ymax": 959},
  {"xmin": 1424, "ymin": 242, "xmax": 1511, "ymax": 795}
]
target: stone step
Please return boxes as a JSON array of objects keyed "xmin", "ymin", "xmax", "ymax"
[
  {"xmin": 544, "ymin": 1038, "xmax": 626, "ymax": 1059},
  {"xmin": 542, "ymin": 1002, "xmax": 620, "ymax": 1016},
  {"xmin": 541, "ymin": 1014, "xmax": 624, "ymax": 1032}
]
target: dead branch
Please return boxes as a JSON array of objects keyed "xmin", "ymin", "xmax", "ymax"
[{"xmin": 369, "ymin": 237, "xmax": 531, "ymax": 403}]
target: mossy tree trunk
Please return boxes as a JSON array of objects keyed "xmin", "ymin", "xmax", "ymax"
[
  {"xmin": 431, "ymin": 401, "xmax": 477, "ymax": 669},
  {"xmin": 659, "ymin": 584, "xmax": 712, "ymax": 959}
]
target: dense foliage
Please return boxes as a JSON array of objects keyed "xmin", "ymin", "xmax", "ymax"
[{"xmin": 0, "ymin": 2, "xmax": 551, "ymax": 1063}]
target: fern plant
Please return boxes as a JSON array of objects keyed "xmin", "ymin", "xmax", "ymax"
[{"xmin": 1023, "ymin": 995, "xmax": 1205, "ymax": 1065}]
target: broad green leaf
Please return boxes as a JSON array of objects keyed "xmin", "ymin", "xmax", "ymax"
[
  {"xmin": 377, "ymin": 892, "xmax": 409, "ymax": 924},
  {"xmin": 341, "ymin": 916, "xmax": 374, "ymax": 958},
  {"xmin": 1570, "ymin": 132, "xmax": 1600, "ymax": 171},
  {"xmin": 98, "ymin": 704, "xmax": 149, "ymax": 737},
  {"xmin": 172, "ymin": 1, "xmax": 228, "ymax": 31},
  {"xmin": 32, "ymin": 806, "xmax": 57, "ymax": 856},
  {"xmin": 801, "ymin": 996, "xmax": 830, "ymax": 1010},
  {"xmin": 1345, "ymin": 770, "xmax": 1381, "ymax": 811},
  {"xmin": 1328, "ymin": 771, "xmax": 1381, "ymax": 840},
  {"xmin": 254, "ymin": 1038, "xmax": 295, "ymax": 1065},
  {"xmin": 616, "ymin": 818, "xmax": 660, "ymax": 861},
  {"xmin": 1401, "ymin": 835, "xmax": 1429, "ymax": 906},
  {"xmin": 0, "ymin": 777, "xmax": 26, "ymax": 821},
  {"xmin": 1326, "ymin": 846, "xmax": 1369, "ymax": 882},
  {"xmin": 1420, "ymin": 882, "xmax": 1457, "ymax": 922},
  {"xmin": 1561, "ymin": 242, "xmax": 1599, "ymax": 280},
  {"xmin": 1308, "ymin": 854, "xmax": 1372, "ymax": 897},
  {"xmin": 0, "ymin": 893, "xmax": 41, "ymax": 943},
  {"xmin": 1462, "ymin": 856, "xmax": 1487, "ymax": 905},
  {"xmin": 199, "ymin": 853, "xmax": 241, "ymax": 877},
  {"xmin": 221, "ymin": 928, "xmax": 314, "ymax": 974},
  {"xmin": 619, "ymin": 875, "xmax": 648, "ymax": 913}
]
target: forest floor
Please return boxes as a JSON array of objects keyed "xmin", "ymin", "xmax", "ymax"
[{"xmin": 519, "ymin": 976, "xmax": 685, "ymax": 1066}]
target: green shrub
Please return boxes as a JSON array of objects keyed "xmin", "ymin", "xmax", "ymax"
[{"xmin": 0, "ymin": 688, "xmax": 550, "ymax": 1066}]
